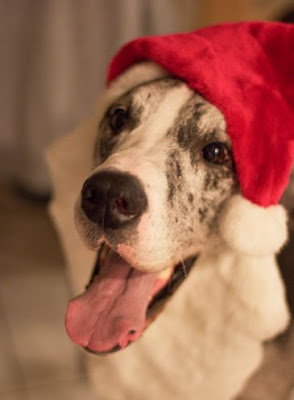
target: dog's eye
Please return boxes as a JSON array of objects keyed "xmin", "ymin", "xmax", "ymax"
[
  {"xmin": 202, "ymin": 142, "xmax": 230, "ymax": 164},
  {"xmin": 110, "ymin": 106, "xmax": 129, "ymax": 133}
]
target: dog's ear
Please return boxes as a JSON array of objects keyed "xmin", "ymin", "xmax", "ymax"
[{"xmin": 46, "ymin": 119, "xmax": 98, "ymax": 294}]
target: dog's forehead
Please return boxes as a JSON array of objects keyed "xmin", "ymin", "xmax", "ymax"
[
  {"xmin": 119, "ymin": 78, "xmax": 184, "ymax": 106},
  {"xmin": 119, "ymin": 78, "xmax": 193, "ymax": 129},
  {"xmin": 100, "ymin": 79, "xmax": 194, "ymax": 155},
  {"xmin": 118, "ymin": 78, "xmax": 227, "ymax": 143}
]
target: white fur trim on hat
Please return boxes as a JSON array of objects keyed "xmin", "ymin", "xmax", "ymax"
[
  {"xmin": 218, "ymin": 194, "xmax": 288, "ymax": 256},
  {"xmin": 106, "ymin": 61, "xmax": 168, "ymax": 104}
]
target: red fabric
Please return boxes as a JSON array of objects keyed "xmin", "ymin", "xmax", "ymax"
[{"xmin": 107, "ymin": 22, "xmax": 294, "ymax": 207}]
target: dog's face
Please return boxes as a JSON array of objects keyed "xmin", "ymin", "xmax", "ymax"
[
  {"xmin": 75, "ymin": 78, "xmax": 236, "ymax": 270},
  {"xmin": 66, "ymin": 78, "xmax": 237, "ymax": 354}
]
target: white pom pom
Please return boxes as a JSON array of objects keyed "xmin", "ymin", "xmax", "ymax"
[{"xmin": 218, "ymin": 194, "xmax": 288, "ymax": 256}]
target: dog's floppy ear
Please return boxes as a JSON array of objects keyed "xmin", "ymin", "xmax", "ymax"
[{"xmin": 46, "ymin": 118, "xmax": 98, "ymax": 294}]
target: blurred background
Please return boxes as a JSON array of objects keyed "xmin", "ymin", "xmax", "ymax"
[{"xmin": 0, "ymin": 1, "xmax": 293, "ymax": 399}]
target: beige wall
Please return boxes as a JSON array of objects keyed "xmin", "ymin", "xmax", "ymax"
[{"xmin": 197, "ymin": 0, "xmax": 292, "ymax": 26}]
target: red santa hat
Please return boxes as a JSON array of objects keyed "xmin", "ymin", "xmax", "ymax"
[{"xmin": 106, "ymin": 21, "xmax": 294, "ymax": 256}]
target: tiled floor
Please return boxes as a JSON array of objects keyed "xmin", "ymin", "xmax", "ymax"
[{"xmin": 0, "ymin": 182, "xmax": 98, "ymax": 399}]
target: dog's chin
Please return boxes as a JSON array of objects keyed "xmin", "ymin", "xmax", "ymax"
[{"xmin": 65, "ymin": 242, "xmax": 198, "ymax": 356}]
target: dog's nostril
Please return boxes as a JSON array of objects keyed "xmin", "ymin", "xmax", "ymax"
[
  {"xmin": 83, "ymin": 187, "xmax": 96, "ymax": 202},
  {"xmin": 114, "ymin": 197, "xmax": 134, "ymax": 216},
  {"xmin": 128, "ymin": 330, "xmax": 136, "ymax": 335}
]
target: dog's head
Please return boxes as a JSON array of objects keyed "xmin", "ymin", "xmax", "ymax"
[{"xmin": 66, "ymin": 76, "xmax": 237, "ymax": 354}]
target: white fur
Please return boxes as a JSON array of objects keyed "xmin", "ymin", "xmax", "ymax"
[{"xmin": 219, "ymin": 194, "xmax": 288, "ymax": 256}]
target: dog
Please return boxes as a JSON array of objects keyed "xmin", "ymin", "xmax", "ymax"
[
  {"xmin": 49, "ymin": 73, "xmax": 294, "ymax": 399},
  {"xmin": 66, "ymin": 77, "xmax": 237, "ymax": 352}
]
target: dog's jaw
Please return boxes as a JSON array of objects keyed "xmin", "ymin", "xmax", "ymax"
[{"xmin": 65, "ymin": 242, "xmax": 198, "ymax": 354}]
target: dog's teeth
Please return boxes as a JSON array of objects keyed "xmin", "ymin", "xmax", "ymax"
[{"xmin": 157, "ymin": 267, "xmax": 173, "ymax": 280}]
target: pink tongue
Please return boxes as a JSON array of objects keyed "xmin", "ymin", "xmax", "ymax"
[{"xmin": 65, "ymin": 250, "xmax": 157, "ymax": 353}]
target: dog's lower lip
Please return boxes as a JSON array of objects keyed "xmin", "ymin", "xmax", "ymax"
[{"xmin": 84, "ymin": 344, "xmax": 121, "ymax": 355}]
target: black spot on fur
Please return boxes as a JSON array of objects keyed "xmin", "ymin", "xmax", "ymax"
[
  {"xmin": 175, "ymin": 99, "xmax": 207, "ymax": 165},
  {"xmin": 128, "ymin": 103, "xmax": 144, "ymax": 132},
  {"xmin": 99, "ymin": 136, "xmax": 116, "ymax": 162},
  {"xmin": 198, "ymin": 206, "xmax": 209, "ymax": 223},
  {"xmin": 204, "ymin": 171, "xmax": 219, "ymax": 191},
  {"xmin": 166, "ymin": 170, "xmax": 176, "ymax": 203},
  {"xmin": 165, "ymin": 150, "xmax": 183, "ymax": 204},
  {"xmin": 188, "ymin": 193, "xmax": 194, "ymax": 203},
  {"xmin": 204, "ymin": 169, "xmax": 233, "ymax": 191},
  {"xmin": 176, "ymin": 161, "xmax": 182, "ymax": 178}
]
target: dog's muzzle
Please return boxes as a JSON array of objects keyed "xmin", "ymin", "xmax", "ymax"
[
  {"xmin": 67, "ymin": 169, "xmax": 198, "ymax": 355},
  {"xmin": 81, "ymin": 170, "xmax": 148, "ymax": 230}
]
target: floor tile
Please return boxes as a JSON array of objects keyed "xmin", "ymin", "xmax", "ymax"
[
  {"xmin": 0, "ymin": 299, "xmax": 26, "ymax": 393},
  {"xmin": 0, "ymin": 269, "xmax": 79, "ymax": 387},
  {"xmin": 27, "ymin": 379, "xmax": 98, "ymax": 400},
  {"xmin": 0, "ymin": 182, "xmax": 80, "ymax": 388},
  {"xmin": 0, "ymin": 183, "xmax": 64, "ymax": 277}
]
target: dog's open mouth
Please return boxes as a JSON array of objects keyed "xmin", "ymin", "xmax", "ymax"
[{"xmin": 65, "ymin": 243, "xmax": 197, "ymax": 355}]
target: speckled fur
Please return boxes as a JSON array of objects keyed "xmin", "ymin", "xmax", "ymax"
[{"xmin": 75, "ymin": 78, "xmax": 237, "ymax": 272}]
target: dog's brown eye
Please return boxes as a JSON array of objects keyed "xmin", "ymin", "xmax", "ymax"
[
  {"xmin": 202, "ymin": 142, "xmax": 230, "ymax": 164},
  {"xmin": 110, "ymin": 106, "xmax": 128, "ymax": 133}
]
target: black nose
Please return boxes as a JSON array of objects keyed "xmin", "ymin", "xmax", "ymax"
[{"xmin": 81, "ymin": 170, "xmax": 148, "ymax": 229}]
